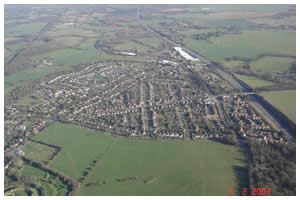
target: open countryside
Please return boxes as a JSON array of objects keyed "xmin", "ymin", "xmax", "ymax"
[
  {"xmin": 4, "ymin": 5, "xmax": 296, "ymax": 196},
  {"xmin": 23, "ymin": 123, "xmax": 247, "ymax": 195},
  {"xmin": 260, "ymin": 90, "xmax": 296, "ymax": 123}
]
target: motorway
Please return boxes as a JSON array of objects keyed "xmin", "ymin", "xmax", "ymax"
[{"xmin": 137, "ymin": 7, "xmax": 295, "ymax": 141}]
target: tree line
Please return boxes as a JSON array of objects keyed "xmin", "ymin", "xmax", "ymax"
[{"xmin": 248, "ymin": 140, "xmax": 296, "ymax": 195}]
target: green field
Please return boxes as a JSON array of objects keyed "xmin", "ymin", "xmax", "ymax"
[
  {"xmin": 34, "ymin": 40, "xmax": 143, "ymax": 67},
  {"xmin": 221, "ymin": 60, "xmax": 244, "ymax": 70},
  {"xmin": 184, "ymin": 30, "xmax": 295, "ymax": 63},
  {"xmin": 249, "ymin": 15, "xmax": 296, "ymax": 27},
  {"xmin": 250, "ymin": 56, "xmax": 295, "ymax": 73},
  {"xmin": 5, "ymin": 36, "xmax": 22, "ymax": 42},
  {"xmin": 235, "ymin": 74, "xmax": 274, "ymax": 88},
  {"xmin": 161, "ymin": 5, "xmax": 291, "ymax": 27},
  {"xmin": 22, "ymin": 163, "xmax": 46, "ymax": 178},
  {"xmin": 179, "ymin": 28, "xmax": 227, "ymax": 37},
  {"xmin": 5, "ymin": 22, "xmax": 46, "ymax": 36},
  {"xmin": 34, "ymin": 48, "xmax": 101, "ymax": 67},
  {"xmin": 115, "ymin": 40, "xmax": 151, "ymax": 53},
  {"xmin": 22, "ymin": 141, "xmax": 56, "ymax": 163},
  {"xmin": 33, "ymin": 39, "xmax": 102, "ymax": 67},
  {"xmin": 53, "ymin": 36, "xmax": 83, "ymax": 47},
  {"xmin": 4, "ymin": 39, "xmax": 143, "ymax": 94},
  {"xmin": 33, "ymin": 123, "xmax": 115, "ymax": 180},
  {"xmin": 46, "ymin": 24, "xmax": 99, "ymax": 37},
  {"xmin": 28, "ymin": 123, "xmax": 248, "ymax": 195},
  {"xmin": 20, "ymin": 164, "xmax": 68, "ymax": 195},
  {"xmin": 4, "ymin": 65, "xmax": 72, "ymax": 94},
  {"xmin": 136, "ymin": 37, "xmax": 163, "ymax": 49},
  {"xmin": 6, "ymin": 41, "xmax": 28, "ymax": 52},
  {"xmin": 260, "ymin": 90, "xmax": 296, "ymax": 123}
]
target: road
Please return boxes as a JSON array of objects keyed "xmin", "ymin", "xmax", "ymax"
[{"xmin": 137, "ymin": 7, "xmax": 295, "ymax": 140}]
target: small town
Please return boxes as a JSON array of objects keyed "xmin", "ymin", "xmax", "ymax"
[
  {"xmin": 4, "ymin": 4, "xmax": 296, "ymax": 197},
  {"xmin": 5, "ymin": 47, "xmax": 289, "ymax": 167}
]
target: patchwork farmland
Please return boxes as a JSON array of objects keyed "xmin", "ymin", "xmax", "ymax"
[{"xmin": 5, "ymin": 4, "xmax": 295, "ymax": 196}]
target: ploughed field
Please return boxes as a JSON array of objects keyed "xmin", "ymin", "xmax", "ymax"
[{"xmin": 22, "ymin": 123, "xmax": 248, "ymax": 195}]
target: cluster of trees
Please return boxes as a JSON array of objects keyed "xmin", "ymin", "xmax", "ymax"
[
  {"xmin": 248, "ymin": 141, "xmax": 296, "ymax": 195},
  {"xmin": 192, "ymin": 29, "xmax": 240, "ymax": 41},
  {"xmin": 22, "ymin": 157, "xmax": 78, "ymax": 195},
  {"xmin": 211, "ymin": 130, "xmax": 238, "ymax": 146},
  {"xmin": 5, "ymin": 80, "xmax": 39, "ymax": 103},
  {"xmin": 5, "ymin": 156, "xmax": 70, "ymax": 196},
  {"xmin": 224, "ymin": 54, "xmax": 296, "ymax": 86},
  {"xmin": 5, "ymin": 157, "xmax": 23, "ymax": 182},
  {"xmin": 78, "ymin": 158, "xmax": 99, "ymax": 183},
  {"xmin": 290, "ymin": 62, "xmax": 296, "ymax": 73}
]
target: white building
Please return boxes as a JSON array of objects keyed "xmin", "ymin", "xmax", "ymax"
[{"xmin": 174, "ymin": 47, "xmax": 199, "ymax": 61}]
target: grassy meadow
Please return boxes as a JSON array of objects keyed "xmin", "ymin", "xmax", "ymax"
[
  {"xmin": 250, "ymin": 56, "xmax": 295, "ymax": 73},
  {"xmin": 221, "ymin": 60, "xmax": 245, "ymax": 70},
  {"xmin": 235, "ymin": 74, "xmax": 274, "ymax": 88},
  {"xmin": 184, "ymin": 30, "xmax": 295, "ymax": 63},
  {"xmin": 136, "ymin": 37, "xmax": 163, "ymax": 49},
  {"xmin": 4, "ymin": 65, "xmax": 73, "ymax": 94},
  {"xmin": 34, "ymin": 39, "xmax": 143, "ymax": 67},
  {"xmin": 5, "ymin": 22, "xmax": 46, "ymax": 36},
  {"xmin": 114, "ymin": 40, "xmax": 151, "ymax": 53},
  {"xmin": 26, "ymin": 123, "xmax": 248, "ymax": 195},
  {"xmin": 260, "ymin": 90, "xmax": 296, "ymax": 123},
  {"xmin": 4, "ymin": 39, "xmax": 143, "ymax": 94},
  {"xmin": 22, "ymin": 141, "xmax": 56, "ymax": 163}
]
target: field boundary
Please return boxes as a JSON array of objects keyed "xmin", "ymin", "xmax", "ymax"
[
  {"xmin": 28, "ymin": 139, "xmax": 62, "ymax": 165},
  {"xmin": 251, "ymin": 94, "xmax": 296, "ymax": 139},
  {"xmin": 21, "ymin": 156, "xmax": 79, "ymax": 195}
]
